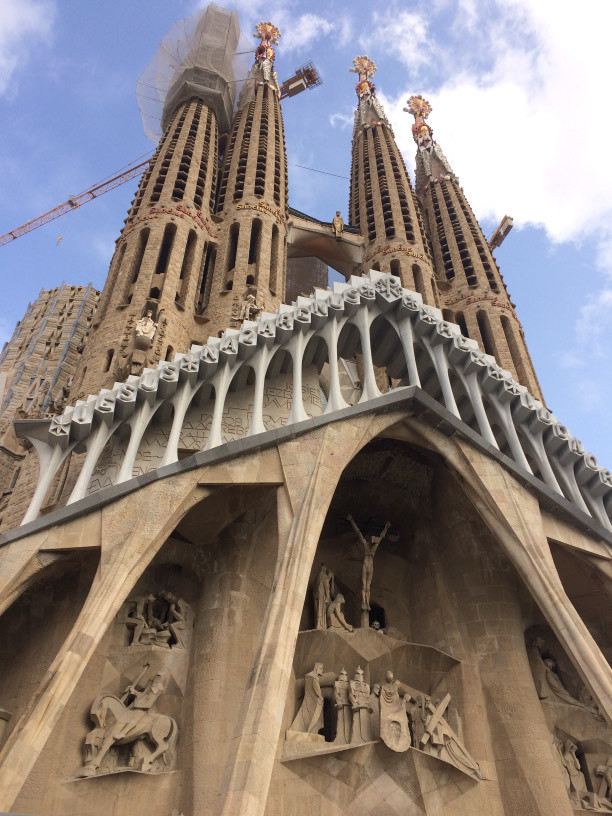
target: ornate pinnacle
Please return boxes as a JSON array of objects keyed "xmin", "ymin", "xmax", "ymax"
[
  {"xmin": 350, "ymin": 56, "xmax": 378, "ymax": 101},
  {"xmin": 350, "ymin": 55, "xmax": 377, "ymax": 80},
  {"xmin": 254, "ymin": 21, "xmax": 281, "ymax": 47},
  {"xmin": 252, "ymin": 21, "xmax": 281, "ymax": 83},
  {"xmin": 404, "ymin": 95, "xmax": 432, "ymax": 120},
  {"xmin": 403, "ymin": 94, "xmax": 434, "ymax": 149}
]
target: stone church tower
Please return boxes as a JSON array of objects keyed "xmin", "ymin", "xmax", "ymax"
[
  {"xmin": 349, "ymin": 57, "xmax": 436, "ymax": 303},
  {"xmin": 407, "ymin": 95, "xmax": 543, "ymax": 399},
  {"xmin": 0, "ymin": 10, "xmax": 610, "ymax": 816}
]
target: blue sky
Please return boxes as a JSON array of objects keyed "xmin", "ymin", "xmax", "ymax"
[{"xmin": 1, "ymin": 0, "xmax": 611, "ymax": 469}]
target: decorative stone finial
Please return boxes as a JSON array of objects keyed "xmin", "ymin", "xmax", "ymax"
[
  {"xmin": 350, "ymin": 55, "xmax": 389, "ymax": 130},
  {"xmin": 403, "ymin": 95, "xmax": 434, "ymax": 151},
  {"xmin": 254, "ymin": 21, "xmax": 281, "ymax": 56},
  {"xmin": 404, "ymin": 94, "xmax": 456, "ymax": 185},
  {"xmin": 251, "ymin": 21, "xmax": 281, "ymax": 90}
]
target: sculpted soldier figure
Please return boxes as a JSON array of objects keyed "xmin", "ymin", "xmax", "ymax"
[
  {"xmin": 347, "ymin": 514, "xmax": 391, "ymax": 610},
  {"xmin": 334, "ymin": 669, "xmax": 352, "ymax": 744},
  {"xmin": 80, "ymin": 667, "xmax": 177, "ymax": 776},
  {"xmin": 349, "ymin": 667, "xmax": 372, "ymax": 744}
]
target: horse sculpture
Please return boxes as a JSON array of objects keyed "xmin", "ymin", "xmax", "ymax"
[{"xmin": 79, "ymin": 684, "xmax": 177, "ymax": 776}]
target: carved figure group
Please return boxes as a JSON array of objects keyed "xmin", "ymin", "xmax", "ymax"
[
  {"xmin": 313, "ymin": 564, "xmax": 354, "ymax": 632},
  {"xmin": 79, "ymin": 666, "xmax": 177, "ymax": 777},
  {"xmin": 289, "ymin": 663, "xmax": 484, "ymax": 780},
  {"xmin": 553, "ymin": 738, "xmax": 612, "ymax": 812},
  {"xmin": 411, "ymin": 694, "xmax": 484, "ymax": 780},
  {"xmin": 125, "ymin": 592, "xmax": 189, "ymax": 649}
]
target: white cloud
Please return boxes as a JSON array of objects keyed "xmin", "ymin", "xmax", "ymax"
[
  {"xmin": 282, "ymin": 14, "xmax": 336, "ymax": 53},
  {"xmin": 329, "ymin": 111, "xmax": 353, "ymax": 130},
  {"xmin": 0, "ymin": 0, "xmax": 55, "ymax": 95},
  {"xmin": 576, "ymin": 288, "xmax": 612, "ymax": 357},
  {"xmin": 359, "ymin": 8, "xmax": 430, "ymax": 72}
]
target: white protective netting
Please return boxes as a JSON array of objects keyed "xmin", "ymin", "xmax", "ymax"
[{"xmin": 136, "ymin": 3, "xmax": 253, "ymax": 143}]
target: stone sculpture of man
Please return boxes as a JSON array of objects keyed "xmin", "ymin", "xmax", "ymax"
[
  {"xmin": 347, "ymin": 514, "xmax": 391, "ymax": 611},
  {"xmin": 239, "ymin": 291, "xmax": 262, "ymax": 322},
  {"xmin": 378, "ymin": 670, "xmax": 412, "ymax": 752},
  {"xmin": 334, "ymin": 669, "xmax": 352, "ymax": 744},
  {"xmin": 332, "ymin": 211, "xmax": 344, "ymax": 239},
  {"xmin": 412, "ymin": 694, "xmax": 485, "ymax": 780},
  {"xmin": 542, "ymin": 658, "xmax": 602, "ymax": 717},
  {"xmin": 125, "ymin": 594, "xmax": 157, "ymax": 646},
  {"xmin": 562, "ymin": 741, "xmax": 588, "ymax": 799},
  {"xmin": 161, "ymin": 591, "xmax": 188, "ymax": 649},
  {"xmin": 595, "ymin": 760, "xmax": 612, "ymax": 805},
  {"xmin": 313, "ymin": 564, "xmax": 334, "ymax": 630},
  {"xmin": 326, "ymin": 593, "xmax": 354, "ymax": 632},
  {"xmin": 290, "ymin": 663, "xmax": 326, "ymax": 735},
  {"xmin": 135, "ymin": 310, "xmax": 157, "ymax": 341},
  {"xmin": 349, "ymin": 667, "xmax": 372, "ymax": 744}
]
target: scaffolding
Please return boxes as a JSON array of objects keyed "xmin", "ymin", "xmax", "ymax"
[{"xmin": 136, "ymin": 3, "xmax": 252, "ymax": 142}]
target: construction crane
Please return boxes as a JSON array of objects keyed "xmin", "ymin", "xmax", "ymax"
[
  {"xmin": 0, "ymin": 159, "xmax": 151, "ymax": 247},
  {"xmin": 1, "ymin": 65, "xmax": 322, "ymax": 249},
  {"xmin": 489, "ymin": 215, "xmax": 513, "ymax": 250},
  {"xmin": 279, "ymin": 62, "xmax": 321, "ymax": 100}
]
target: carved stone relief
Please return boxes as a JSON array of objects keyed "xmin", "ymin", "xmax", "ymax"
[
  {"xmin": 284, "ymin": 629, "xmax": 484, "ymax": 781},
  {"xmin": 78, "ymin": 666, "xmax": 178, "ymax": 777},
  {"xmin": 528, "ymin": 628, "xmax": 612, "ymax": 812},
  {"xmin": 124, "ymin": 592, "xmax": 191, "ymax": 649}
]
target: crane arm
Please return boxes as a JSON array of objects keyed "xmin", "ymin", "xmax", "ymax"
[{"xmin": 0, "ymin": 159, "xmax": 151, "ymax": 247}]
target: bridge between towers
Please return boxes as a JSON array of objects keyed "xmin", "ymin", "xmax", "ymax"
[{"xmin": 9, "ymin": 270, "xmax": 612, "ymax": 536}]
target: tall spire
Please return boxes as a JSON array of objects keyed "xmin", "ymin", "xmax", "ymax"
[
  {"xmin": 203, "ymin": 20, "xmax": 289, "ymax": 332},
  {"xmin": 406, "ymin": 96, "xmax": 543, "ymax": 399},
  {"xmin": 348, "ymin": 58, "xmax": 435, "ymax": 302},
  {"xmin": 70, "ymin": 5, "xmax": 239, "ymax": 401}
]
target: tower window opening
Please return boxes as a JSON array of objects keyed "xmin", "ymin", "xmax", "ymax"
[
  {"xmin": 165, "ymin": 345, "xmax": 174, "ymax": 361},
  {"xmin": 501, "ymin": 314, "xmax": 529, "ymax": 386},
  {"xmin": 412, "ymin": 264, "xmax": 426, "ymax": 298},
  {"xmin": 476, "ymin": 310, "xmax": 498, "ymax": 358},
  {"xmin": 177, "ymin": 230, "xmax": 197, "ymax": 304},
  {"xmin": 227, "ymin": 222, "xmax": 239, "ymax": 275},
  {"xmin": 124, "ymin": 228, "xmax": 150, "ymax": 302},
  {"xmin": 196, "ymin": 245, "xmax": 215, "ymax": 312},
  {"xmin": 103, "ymin": 348, "xmax": 114, "ymax": 373},
  {"xmin": 248, "ymin": 219, "xmax": 262, "ymax": 268},
  {"xmin": 226, "ymin": 280, "xmax": 233, "ymax": 291},
  {"xmin": 246, "ymin": 274, "xmax": 255, "ymax": 285},
  {"xmin": 455, "ymin": 311, "xmax": 469, "ymax": 337},
  {"xmin": 149, "ymin": 287, "xmax": 161, "ymax": 300},
  {"xmin": 270, "ymin": 224, "xmax": 280, "ymax": 295},
  {"xmin": 154, "ymin": 223, "xmax": 177, "ymax": 278},
  {"xmin": 390, "ymin": 259, "xmax": 400, "ymax": 277}
]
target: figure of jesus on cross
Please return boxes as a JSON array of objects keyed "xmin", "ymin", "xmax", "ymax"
[{"xmin": 347, "ymin": 514, "xmax": 391, "ymax": 613}]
